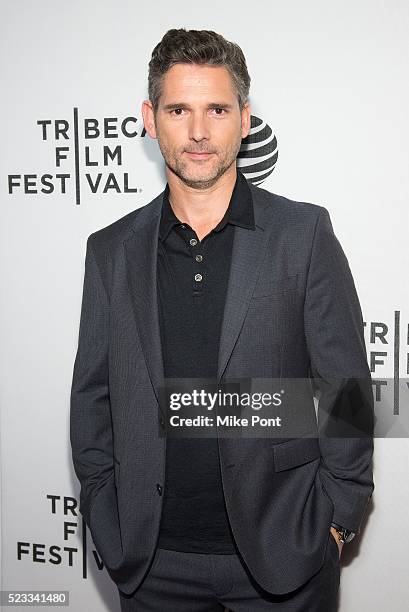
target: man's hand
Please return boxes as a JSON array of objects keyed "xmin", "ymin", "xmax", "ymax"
[{"xmin": 330, "ymin": 526, "xmax": 344, "ymax": 558}]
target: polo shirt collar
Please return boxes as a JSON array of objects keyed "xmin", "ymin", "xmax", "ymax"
[{"xmin": 159, "ymin": 170, "xmax": 255, "ymax": 243}]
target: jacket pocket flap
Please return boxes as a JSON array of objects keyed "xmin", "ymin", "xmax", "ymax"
[{"xmin": 273, "ymin": 437, "xmax": 321, "ymax": 472}]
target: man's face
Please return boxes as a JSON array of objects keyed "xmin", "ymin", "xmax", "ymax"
[{"xmin": 142, "ymin": 63, "xmax": 251, "ymax": 189}]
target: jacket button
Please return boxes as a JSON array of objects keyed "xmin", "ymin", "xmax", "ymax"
[{"xmin": 156, "ymin": 483, "xmax": 163, "ymax": 495}]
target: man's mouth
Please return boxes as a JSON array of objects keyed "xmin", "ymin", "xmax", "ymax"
[{"xmin": 185, "ymin": 151, "xmax": 214, "ymax": 159}]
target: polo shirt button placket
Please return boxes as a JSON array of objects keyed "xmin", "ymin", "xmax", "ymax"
[{"xmin": 187, "ymin": 234, "xmax": 205, "ymax": 291}]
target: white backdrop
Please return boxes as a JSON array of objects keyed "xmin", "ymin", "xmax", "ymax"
[{"xmin": 1, "ymin": 1, "xmax": 408, "ymax": 610}]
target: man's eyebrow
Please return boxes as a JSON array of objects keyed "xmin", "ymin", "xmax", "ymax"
[
  {"xmin": 207, "ymin": 103, "xmax": 234, "ymax": 110},
  {"xmin": 162, "ymin": 103, "xmax": 185, "ymax": 111},
  {"xmin": 161, "ymin": 102, "xmax": 234, "ymax": 111}
]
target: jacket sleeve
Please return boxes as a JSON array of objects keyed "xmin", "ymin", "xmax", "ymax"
[
  {"xmin": 70, "ymin": 234, "xmax": 114, "ymax": 527},
  {"xmin": 303, "ymin": 207, "xmax": 375, "ymax": 534}
]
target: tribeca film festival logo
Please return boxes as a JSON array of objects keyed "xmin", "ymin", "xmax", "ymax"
[
  {"xmin": 17, "ymin": 494, "xmax": 105, "ymax": 580},
  {"xmin": 6, "ymin": 110, "xmax": 278, "ymax": 205},
  {"xmin": 365, "ymin": 311, "xmax": 409, "ymax": 435},
  {"xmin": 7, "ymin": 108, "xmax": 144, "ymax": 205}
]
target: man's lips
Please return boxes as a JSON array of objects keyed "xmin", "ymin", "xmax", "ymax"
[{"xmin": 185, "ymin": 151, "xmax": 214, "ymax": 158}]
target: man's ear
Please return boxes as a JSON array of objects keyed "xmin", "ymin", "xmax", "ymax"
[
  {"xmin": 241, "ymin": 102, "xmax": 251, "ymax": 139},
  {"xmin": 141, "ymin": 100, "xmax": 157, "ymax": 139}
]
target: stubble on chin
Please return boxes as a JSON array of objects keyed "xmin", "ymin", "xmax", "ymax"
[
  {"xmin": 166, "ymin": 157, "xmax": 233, "ymax": 190},
  {"xmin": 159, "ymin": 141, "xmax": 241, "ymax": 190}
]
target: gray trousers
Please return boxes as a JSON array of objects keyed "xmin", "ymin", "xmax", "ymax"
[{"xmin": 118, "ymin": 535, "xmax": 340, "ymax": 611}]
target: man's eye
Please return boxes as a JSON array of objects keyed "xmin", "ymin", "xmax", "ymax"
[
  {"xmin": 171, "ymin": 108, "xmax": 184, "ymax": 116},
  {"xmin": 213, "ymin": 108, "xmax": 226, "ymax": 115}
]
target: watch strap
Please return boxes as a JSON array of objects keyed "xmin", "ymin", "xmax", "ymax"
[{"xmin": 331, "ymin": 522, "xmax": 356, "ymax": 543}]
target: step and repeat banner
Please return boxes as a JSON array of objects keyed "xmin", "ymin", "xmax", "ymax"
[{"xmin": 1, "ymin": 1, "xmax": 408, "ymax": 610}]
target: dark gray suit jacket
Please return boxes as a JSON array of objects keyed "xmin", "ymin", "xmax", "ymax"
[{"xmin": 70, "ymin": 178, "xmax": 374, "ymax": 595}]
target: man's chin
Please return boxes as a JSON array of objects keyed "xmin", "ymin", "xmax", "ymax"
[
  {"xmin": 168, "ymin": 162, "xmax": 230, "ymax": 190},
  {"xmin": 181, "ymin": 174, "xmax": 219, "ymax": 189}
]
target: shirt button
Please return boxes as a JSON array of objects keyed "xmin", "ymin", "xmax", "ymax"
[
  {"xmin": 194, "ymin": 274, "xmax": 203, "ymax": 282},
  {"xmin": 156, "ymin": 483, "xmax": 163, "ymax": 495},
  {"xmin": 195, "ymin": 254, "xmax": 203, "ymax": 262},
  {"xmin": 180, "ymin": 224, "xmax": 186, "ymax": 229},
  {"xmin": 190, "ymin": 238, "xmax": 198, "ymax": 246}
]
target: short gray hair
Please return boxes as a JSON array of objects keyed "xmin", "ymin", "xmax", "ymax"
[{"xmin": 148, "ymin": 28, "xmax": 251, "ymax": 113}]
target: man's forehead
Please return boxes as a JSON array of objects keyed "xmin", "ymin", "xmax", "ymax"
[
  {"xmin": 160, "ymin": 64, "xmax": 236, "ymax": 103},
  {"xmin": 163, "ymin": 64, "xmax": 232, "ymax": 85}
]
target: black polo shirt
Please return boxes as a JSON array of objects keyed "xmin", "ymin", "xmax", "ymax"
[{"xmin": 156, "ymin": 170, "xmax": 255, "ymax": 553}]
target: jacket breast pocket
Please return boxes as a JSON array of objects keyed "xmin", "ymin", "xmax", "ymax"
[
  {"xmin": 247, "ymin": 273, "xmax": 303, "ymax": 340},
  {"xmin": 252, "ymin": 273, "xmax": 299, "ymax": 298}
]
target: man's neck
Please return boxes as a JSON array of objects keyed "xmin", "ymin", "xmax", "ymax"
[{"xmin": 166, "ymin": 166, "xmax": 237, "ymax": 239}]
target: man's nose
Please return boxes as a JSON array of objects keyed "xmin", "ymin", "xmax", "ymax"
[{"xmin": 188, "ymin": 113, "xmax": 211, "ymax": 142}]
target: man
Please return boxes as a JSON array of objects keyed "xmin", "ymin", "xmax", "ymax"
[{"xmin": 70, "ymin": 28, "xmax": 374, "ymax": 611}]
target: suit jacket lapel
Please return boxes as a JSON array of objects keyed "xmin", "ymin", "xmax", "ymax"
[
  {"xmin": 217, "ymin": 205, "xmax": 270, "ymax": 382},
  {"xmin": 123, "ymin": 193, "xmax": 165, "ymax": 413}
]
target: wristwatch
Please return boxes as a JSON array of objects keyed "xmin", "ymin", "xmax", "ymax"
[{"xmin": 331, "ymin": 522, "xmax": 356, "ymax": 544}]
